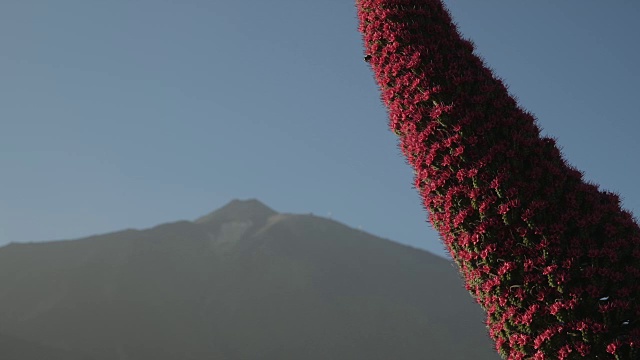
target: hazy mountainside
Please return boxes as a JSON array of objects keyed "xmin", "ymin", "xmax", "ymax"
[
  {"xmin": 0, "ymin": 199, "xmax": 498, "ymax": 360},
  {"xmin": 0, "ymin": 332, "xmax": 93, "ymax": 360}
]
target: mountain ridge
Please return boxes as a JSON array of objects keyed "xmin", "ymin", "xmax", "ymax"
[{"xmin": 0, "ymin": 199, "xmax": 498, "ymax": 360}]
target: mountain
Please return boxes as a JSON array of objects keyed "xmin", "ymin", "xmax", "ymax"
[
  {"xmin": 0, "ymin": 199, "xmax": 498, "ymax": 359},
  {"xmin": 0, "ymin": 332, "xmax": 93, "ymax": 360}
]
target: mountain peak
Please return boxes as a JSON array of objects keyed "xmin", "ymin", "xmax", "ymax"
[
  {"xmin": 194, "ymin": 199, "xmax": 277, "ymax": 225},
  {"xmin": 0, "ymin": 198, "xmax": 498, "ymax": 359}
]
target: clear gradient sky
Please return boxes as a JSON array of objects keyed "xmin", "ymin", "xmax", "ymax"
[{"xmin": 1, "ymin": 1, "xmax": 639, "ymax": 257}]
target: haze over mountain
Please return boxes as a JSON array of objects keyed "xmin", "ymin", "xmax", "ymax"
[
  {"xmin": 0, "ymin": 332, "xmax": 92, "ymax": 360},
  {"xmin": 0, "ymin": 199, "xmax": 498, "ymax": 359}
]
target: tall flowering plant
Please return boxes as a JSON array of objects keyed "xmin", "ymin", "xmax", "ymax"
[{"xmin": 356, "ymin": 0, "xmax": 640, "ymax": 358}]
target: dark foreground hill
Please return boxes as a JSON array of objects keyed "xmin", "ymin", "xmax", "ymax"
[{"xmin": 0, "ymin": 199, "xmax": 498, "ymax": 359}]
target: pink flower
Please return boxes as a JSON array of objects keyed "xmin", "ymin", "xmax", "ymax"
[
  {"xmin": 606, "ymin": 340, "xmax": 621, "ymax": 354},
  {"xmin": 542, "ymin": 265, "xmax": 558, "ymax": 275},
  {"xmin": 574, "ymin": 341, "xmax": 591, "ymax": 356}
]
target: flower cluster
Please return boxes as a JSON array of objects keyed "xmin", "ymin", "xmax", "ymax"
[{"xmin": 357, "ymin": 0, "xmax": 640, "ymax": 358}]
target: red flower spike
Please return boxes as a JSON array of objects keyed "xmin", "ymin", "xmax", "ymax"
[{"xmin": 357, "ymin": 0, "xmax": 640, "ymax": 358}]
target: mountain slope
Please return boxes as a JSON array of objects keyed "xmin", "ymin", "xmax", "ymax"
[
  {"xmin": 0, "ymin": 199, "xmax": 498, "ymax": 359},
  {"xmin": 0, "ymin": 332, "xmax": 94, "ymax": 360}
]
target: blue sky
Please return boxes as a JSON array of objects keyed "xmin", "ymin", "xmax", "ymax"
[{"xmin": 1, "ymin": 1, "xmax": 639, "ymax": 257}]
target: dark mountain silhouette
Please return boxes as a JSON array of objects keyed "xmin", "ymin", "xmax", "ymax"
[{"xmin": 0, "ymin": 199, "xmax": 498, "ymax": 359}]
